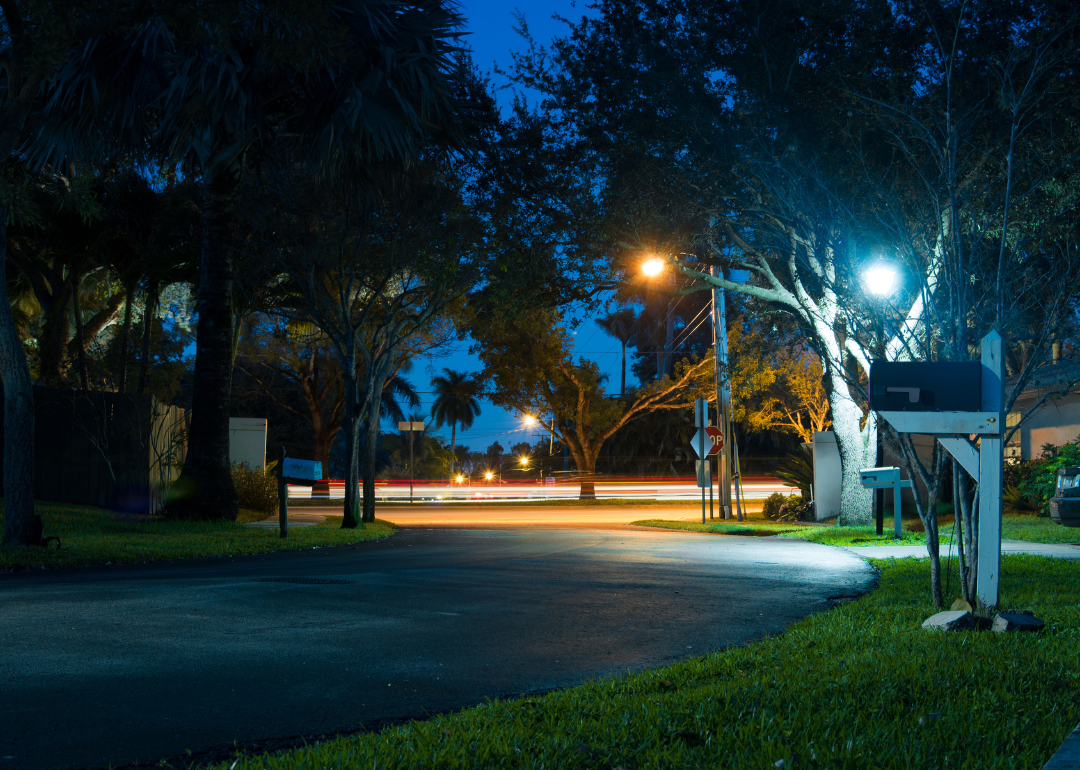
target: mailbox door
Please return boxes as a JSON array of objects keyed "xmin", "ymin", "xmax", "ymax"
[{"xmin": 869, "ymin": 361, "xmax": 982, "ymax": 412}]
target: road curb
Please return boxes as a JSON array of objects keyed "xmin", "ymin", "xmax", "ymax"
[{"xmin": 1044, "ymin": 722, "xmax": 1080, "ymax": 769}]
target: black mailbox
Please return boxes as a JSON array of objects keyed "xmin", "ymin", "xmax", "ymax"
[{"xmin": 869, "ymin": 361, "xmax": 982, "ymax": 412}]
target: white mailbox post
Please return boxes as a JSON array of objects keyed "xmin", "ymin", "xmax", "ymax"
[
  {"xmin": 872, "ymin": 331, "xmax": 1004, "ymax": 609},
  {"xmin": 859, "ymin": 467, "xmax": 913, "ymax": 539}
]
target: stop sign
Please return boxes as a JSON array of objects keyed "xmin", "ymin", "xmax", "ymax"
[{"xmin": 691, "ymin": 426, "xmax": 723, "ymax": 457}]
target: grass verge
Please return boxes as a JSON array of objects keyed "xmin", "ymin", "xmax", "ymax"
[
  {"xmin": 633, "ymin": 513, "xmax": 1080, "ymax": 547},
  {"xmin": 205, "ymin": 555, "xmax": 1080, "ymax": 769},
  {"xmin": 0, "ymin": 501, "xmax": 395, "ymax": 570}
]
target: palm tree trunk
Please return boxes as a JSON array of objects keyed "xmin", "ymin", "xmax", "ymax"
[
  {"xmin": 450, "ymin": 422, "xmax": 457, "ymax": 478},
  {"xmin": 171, "ymin": 173, "xmax": 238, "ymax": 521},
  {"xmin": 137, "ymin": 280, "xmax": 159, "ymax": 395},
  {"xmin": 0, "ymin": 207, "xmax": 39, "ymax": 546}
]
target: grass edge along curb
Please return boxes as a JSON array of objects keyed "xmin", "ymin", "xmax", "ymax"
[
  {"xmin": 208, "ymin": 555, "xmax": 1080, "ymax": 770},
  {"xmin": 0, "ymin": 501, "xmax": 396, "ymax": 571},
  {"xmin": 630, "ymin": 515, "xmax": 1080, "ymax": 546}
]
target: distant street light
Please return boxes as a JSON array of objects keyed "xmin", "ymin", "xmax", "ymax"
[
  {"xmin": 641, "ymin": 257, "xmax": 665, "ymax": 277},
  {"xmin": 523, "ymin": 414, "xmax": 537, "ymax": 427},
  {"xmin": 485, "ymin": 471, "xmax": 494, "ymax": 481},
  {"xmin": 456, "ymin": 474, "xmax": 465, "ymax": 484},
  {"xmin": 520, "ymin": 456, "xmax": 530, "ymax": 468},
  {"xmin": 863, "ymin": 264, "xmax": 898, "ymax": 297}
]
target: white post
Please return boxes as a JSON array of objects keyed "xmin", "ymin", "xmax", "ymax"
[{"xmin": 978, "ymin": 331, "xmax": 1004, "ymax": 609}]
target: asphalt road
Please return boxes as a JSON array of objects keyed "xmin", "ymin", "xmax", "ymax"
[
  {"xmin": 256, "ymin": 502, "xmax": 764, "ymax": 529},
  {"xmin": 1, "ymin": 528, "xmax": 875, "ymax": 770}
]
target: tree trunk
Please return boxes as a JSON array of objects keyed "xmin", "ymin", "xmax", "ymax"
[
  {"xmin": 362, "ymin": 399, "xmax": 381, "ymax": 523},
  {"xmin": 170, "ymin": 174, "xmax": 238, "ymax": 521},
  {"xmin": 314, "ymin": 426, "xmax": 336, "ymax": 473},
  {"xmin": 825, "ymin": 365, "xmax": 873, "ymax": 524},
  {"xmin": 70, "ymin": 275, "xmax": 90, "ymax": 391},
  {"xmin": 926, "ymin": 504, "xmax": 943, "ymax": 607},
  {"xmin": 137, "ymin": 281, "xmax": 158, "ymax": 395},
  {"xmin": 36, "ymin": 285, "xmax": 73, "ymax": 386},
  {"xmin": 0, "ymin": 208, "xmax": 39, "ymax": 546},
  {"xmin": 571, "ymin": 445, "xmax": 598, "ymax": 500},
  {"xmin": 341, "ymin": 373, "xmax": 362, "ymax": 528},
  {"xmin": 117, "ymin": 286, "xmax": 134, "ymax": 393}
]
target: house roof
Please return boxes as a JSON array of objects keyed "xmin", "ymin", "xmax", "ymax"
[{"xmin": 1008, "ymin": 359, "xmax": 1080, "ymax": 406}]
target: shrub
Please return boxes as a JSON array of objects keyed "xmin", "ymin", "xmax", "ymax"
[
  {"xmin": 778, "ymin": 497, "xmax": 815, "ymax": 522},
  {"xmin": 232, "ymin": 465, "xmax": 278, "ymax": 514},
  {"xmin": 762, "ymin": 492, "xmax": 788, "ymax": 520},
  {"xmin": 775, "ymin": 446, "xmax": 813, "ymax": 499},
  {"xmin": 1013, "ymin": 436, "xmax": 1080, "ymax": 517}
]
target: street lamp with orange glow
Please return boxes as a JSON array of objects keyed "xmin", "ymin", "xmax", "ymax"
[{"xmin": 641, "ymin": 256, "xmax": 665, "ymax": 277}]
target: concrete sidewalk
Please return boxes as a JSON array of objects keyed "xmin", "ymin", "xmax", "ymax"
[{"xmin": 844, "ymin": 539, "xmax": 1080, "ymax": 560}]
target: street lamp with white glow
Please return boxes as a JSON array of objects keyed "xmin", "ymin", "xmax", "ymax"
[{"xmin": 863, "ymin": 264, "xmax": 898, "ymax": 297}]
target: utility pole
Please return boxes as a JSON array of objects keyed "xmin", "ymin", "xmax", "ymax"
[
  {"xmin": 711, "ymin": 266, "xmax": 734, "ymax": 519},
  {"xmin": 398, "ymin": 420, "xmax": 425, "ymax": 504},
  {"xmin": 664, "ymin": 267, "xmax": 676, "ymax": 377}
]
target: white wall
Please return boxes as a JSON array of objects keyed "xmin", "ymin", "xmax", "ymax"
[
  {"xmin": 229, "ymin": 417, "xmax": 267, "ymax": 471},
  {"xmin": 1011, "ymin": 394, "xmax": 1080, "ymax": 459}
]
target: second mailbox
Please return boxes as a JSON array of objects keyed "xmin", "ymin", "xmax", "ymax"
[
  {"xmin": 282, "ymin": 458, "xmax": 323, "ymax": 485},
  {"xmin": 869, "ymin": 361, "xmax": 982, "ymax": 412}
]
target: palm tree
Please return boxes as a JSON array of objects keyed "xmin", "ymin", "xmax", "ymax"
[
  {"xmin": 596, "ymin": 308, "xmax": 638, "ymax": 396},
  {"xmin": 30, "ymin": 1, "xmax": 468, "ymax": 521},
  {"xmin": 430, "ymin": 369, "xmax": 481, "ymax": 478}
]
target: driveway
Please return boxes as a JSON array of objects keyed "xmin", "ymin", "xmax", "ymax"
[{"xmin": 1, "ymin": 528, "xmax": 874, "ymax": 770}]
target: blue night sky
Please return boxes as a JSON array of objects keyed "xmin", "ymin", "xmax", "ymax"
[{"xmin": 414, "ymin": 0, "xmax": 625, "ymax": 453}]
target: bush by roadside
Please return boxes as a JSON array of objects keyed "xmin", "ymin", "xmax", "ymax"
[
  {"xmin": 232, "ymin": 466, "xmax": 278, "ymax": 514},
  {"xmin": 1005, "ymin": 436, "xmax": 1080, "ymax": 516},
  {"xmin": 204, "ymin": 555, "xmax": 1080, "ymax": 770}
]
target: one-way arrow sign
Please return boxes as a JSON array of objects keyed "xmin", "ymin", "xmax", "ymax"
[{"xmin": 691, "ymin": 426, "xmax": 723, "ymax": 457}]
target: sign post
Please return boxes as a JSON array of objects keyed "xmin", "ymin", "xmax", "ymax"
[
  {"xmin": 691, "ymin": 400, "xmax": 723, "ymax": 524},
  {"xmin": 696, "ymin": 400, "xmax": 707, "ymax": 524},
  {"xmin": 277, "ymin": 446, "xmax": 288, "ymax": 539},
  {"xmin": 398, "ymin": 421, "xmax": 426, "ymax": 504},
  {"xmin": 871, "ymin": 331, "xmax": 1005, "ymax": 608}
]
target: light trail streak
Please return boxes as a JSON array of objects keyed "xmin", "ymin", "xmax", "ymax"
[{"xmin": 288, "ymin": 477, "xmax": 797, "ymax": 502}]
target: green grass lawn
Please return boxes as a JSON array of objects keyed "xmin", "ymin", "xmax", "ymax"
[
  {"xmin": 1002, "ymin": 515, "xmax": 1080, "ymax": 544},
  {"xmin": 204, "ymin": 555, "xmax": 1080, "ymax": 770},
  {"xmin": 0, "ymin": 501, "xmax": 395, "ymax": 570},
  {"xmin": 633, "ymin": 513, "xmax": 1080, "ymax": 547}
]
